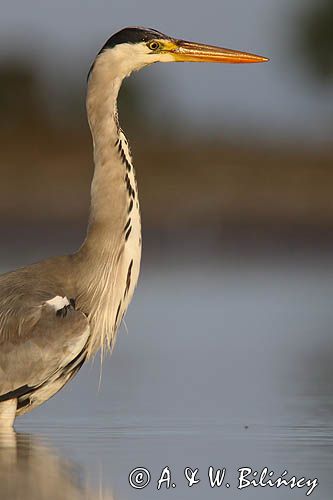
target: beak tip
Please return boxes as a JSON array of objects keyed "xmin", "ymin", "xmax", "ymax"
[
  {"xmin": 247, "ymin": 55, "xmax": 269, "ymax": 64},
  {"xmin": 247, "ymin": 54, "xmax": 270, "ymax": 64}
]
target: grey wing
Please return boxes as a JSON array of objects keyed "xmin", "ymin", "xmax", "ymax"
[{"xmin": 0, "ymin": 298, "xmax": 90, "ymax": 414}]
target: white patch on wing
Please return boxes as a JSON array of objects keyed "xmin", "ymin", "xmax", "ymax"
[{"xmin": 46, "ymin": 296, "xmax": 70, "ymax": 312}]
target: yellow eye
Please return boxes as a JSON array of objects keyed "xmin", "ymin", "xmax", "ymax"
[{"xmin": 148, "ymin": 41, "xmax": 160, "ymax": 51}]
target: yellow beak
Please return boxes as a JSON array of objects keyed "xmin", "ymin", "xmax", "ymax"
[{"xmin": 170, "ymin": 39, "xmax": 269, "ymax": 64}]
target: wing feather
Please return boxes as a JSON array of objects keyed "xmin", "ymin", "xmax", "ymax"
[{"xmin": 0, "ymin": 259, "xmax": 90, "ymax": 404}]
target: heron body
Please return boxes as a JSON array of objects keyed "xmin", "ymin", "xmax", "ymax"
[{"xmin": 0, "ymin": 27, "xmax": 267, "ymax": 427}]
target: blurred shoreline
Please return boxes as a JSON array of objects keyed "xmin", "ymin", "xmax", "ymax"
[{"xmin": 1, "ymin": 126, "xmax": 333, "ymax": 230}]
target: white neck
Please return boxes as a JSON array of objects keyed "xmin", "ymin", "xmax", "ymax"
[{"xmin": 76, "ymin": 51, "xmax": 142, "ymax": 356}]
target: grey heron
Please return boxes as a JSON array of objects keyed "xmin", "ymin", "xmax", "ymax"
[{"xmin": 0, "ymin": 27, "xmax": 268, "ymax": 427}]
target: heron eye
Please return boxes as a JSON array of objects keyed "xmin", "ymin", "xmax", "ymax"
[{"xmin": 148, "ymin": 41, "xmax": 160, "ymax": 51}]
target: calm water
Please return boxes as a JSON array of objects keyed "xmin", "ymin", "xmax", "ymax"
[{"xmin": 1, "ymin": 250, "xmax": 333, "ymax": 499}]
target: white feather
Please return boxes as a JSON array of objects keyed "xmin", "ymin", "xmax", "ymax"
[{"xmin": 46, "ymin": 296, "xmax": 70, "ymax": 312}]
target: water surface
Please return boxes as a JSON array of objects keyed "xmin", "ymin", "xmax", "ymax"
[{"xmin": 1, "ymin": 251, "xmax": 332, "ymax": 499}]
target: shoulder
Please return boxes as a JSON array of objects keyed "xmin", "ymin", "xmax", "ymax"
[
  {"xmin": 0, "ymin": 254, "xmax": 75, "ymax": 297},
  {"xmin": 0, "ymin": 255, "xmax": 82, "ymax": 341}
]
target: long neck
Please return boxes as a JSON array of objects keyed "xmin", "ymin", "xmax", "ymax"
[
  {"xmin": 76, "ymin": 56, "xmax": 141, "ymax": 356},
  {"xmin": 85, "ymin": 67, "xmax": 129, "ymax": 250}
]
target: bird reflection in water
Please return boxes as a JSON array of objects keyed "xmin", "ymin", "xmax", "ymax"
[{"xmin": 0, "ymin": 430, "xmax": 115, "ymax": 500}]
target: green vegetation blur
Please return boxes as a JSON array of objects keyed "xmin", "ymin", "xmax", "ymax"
[{"xmin": 299, "ymin": 0, "xmax": 333, "ymax": 81}]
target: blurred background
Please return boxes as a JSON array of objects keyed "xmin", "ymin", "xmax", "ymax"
[
  {"xmin": 0, "ymin": 0, "xmax": 333, "ymax": 243},
  {"xmin": 1, "ymin": 1, "xmax": 333, "ymax": 499}
]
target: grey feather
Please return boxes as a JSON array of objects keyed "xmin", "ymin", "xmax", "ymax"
[{"xmin": 0, "ymin": 256, "xmax": 90, "ymax": 414}]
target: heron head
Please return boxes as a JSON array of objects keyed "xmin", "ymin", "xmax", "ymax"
[{"xmin": 90, "ymin": 27, "xmax": 269, "ymax": 80}]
